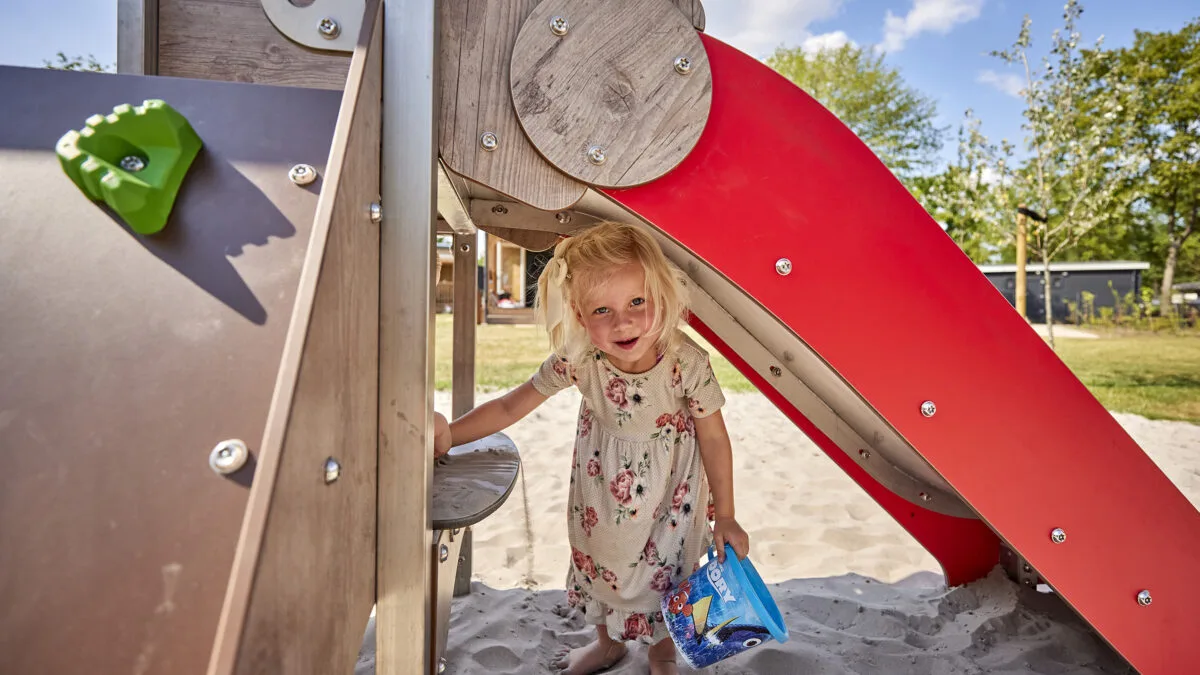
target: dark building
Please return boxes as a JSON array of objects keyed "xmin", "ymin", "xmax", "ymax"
[{"xmin": 979, "ymin": 261, "xmax": 1150, "ymax": 323}]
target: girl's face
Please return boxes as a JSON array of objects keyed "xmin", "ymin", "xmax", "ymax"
[{"xmin": 575, "ymin": 262, "xmax": 660, "ymax": 373}]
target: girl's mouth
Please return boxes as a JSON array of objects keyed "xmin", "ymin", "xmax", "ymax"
[{"xmin": 615, "ymin": 337, "xmax": 639, "ymax": 350}]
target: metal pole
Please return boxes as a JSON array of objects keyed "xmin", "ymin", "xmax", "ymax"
[{"xmin": 378, "ymin": 1, "xmax": 437, "ymax": 673}]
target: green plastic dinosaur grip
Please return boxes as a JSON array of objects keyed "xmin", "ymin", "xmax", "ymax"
[{"xmin": 56, "ymin": 99, "xmax": 203, "ymax": 235}]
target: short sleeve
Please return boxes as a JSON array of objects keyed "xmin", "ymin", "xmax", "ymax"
[
  {"xmin": 530, "ymin": 353, "xmax": 575, "ymax": 397},
  {"xmin": 683, "ymin": 348, "xmax": 725, "ymax": 418}
]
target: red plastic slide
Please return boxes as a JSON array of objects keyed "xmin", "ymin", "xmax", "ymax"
[{"xmin": 603, "ymin": 33, "xmax": 1200, "ymax": 675}]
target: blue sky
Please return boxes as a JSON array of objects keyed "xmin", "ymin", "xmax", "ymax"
[{"xmin": 5, "ymin": 1, "xmax": 1196, "ymax": 171}]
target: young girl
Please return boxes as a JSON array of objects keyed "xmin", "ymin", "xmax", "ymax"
[{"xmin": 433, "ymin": 222, "xmax": 748, "ymax": 675}]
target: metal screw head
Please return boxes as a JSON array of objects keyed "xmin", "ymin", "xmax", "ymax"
[
  {"xmin": 439, "ymin": 544, "xmax": 450, "ymax": 562},
  {"xmin": 556, "ymin": 211, "xmax": 572, "ymax": 224},
  {"xmin": 438, "ymin": 658, "xmax": 447, "ymax": 674},
  {"xmin": 921, "ymin": 401, "xmax": 937, "ymax": 417},
  {"xmin": 491, "ymin": 204, "xmax": 508, "ymax": 215},
  {"xmin": 209, "ymin": 439, "xmax": 249, "ymax": 475},
  {"xmin": 549, "ymin": 16, "xmax": 569, "ymax": 36},
  {"xmin": 769, "ymin": 366, "xmax": 782, "ymax": 377},
  {"xmin": 919, "ymin": 492, "xmax": 932, "ymax": 502},
  {"xmin": 459, "ymin": 243, "xmax": 470, "ymax": 253},
  {"xmin": 318, "ymin": 17, "xmax": 341, "ymax": 39},
  {"xmin": 289, "ymin": 164, "xmax": 317, "ymax": 186},
  {"xmin": 480, "ymin": 131, "xmax": 498, "ymax": 151},
  {"xmin": 120, "ymin": 155, "xmax": 146, "ymax": 172},
  {"xmin": 324, "ymin": 457, "xmax": 341, "ymax": 484},
  {"xmin": 674, "ymin": 56, "xmax": 692, "ymax": 75},
  {"xmin": 1137, "ymin": 590, "xmax": 1152, "ymax": 606},
  {"xmin": 1050, "ymin": 528, "xmax": 1066, "ymax": 544},
  {"xmin": 369, "ymin": 202, "xmax": 382, "ymax": 224},
  {"xmin": 587, "ymin": 145, "xmax": 607, "ymax": 165},
  {"xmin": 775, "ymin": 258, "xmax": 792, "ymax": 276},
  {"xmin": 858, "ymin": 449, "xmax": 870, "ymax": 460}
]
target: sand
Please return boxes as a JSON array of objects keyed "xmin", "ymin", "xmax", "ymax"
[{"xmin": 360, "ymin": 390, "xmax": 1198, "ymax": 674}]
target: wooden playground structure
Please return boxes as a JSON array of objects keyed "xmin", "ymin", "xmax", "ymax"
[{"xmin": 2, "ymin": 0, "xmax": 1198, "ymax": 673}]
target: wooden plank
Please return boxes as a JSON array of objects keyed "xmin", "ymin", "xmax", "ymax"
[
  {"xmin": 377, "ymin": 0, "xmax": 438, "ymax": 673},
  {"xmin": 0, "ymin": 65, "xmax": 339, "ymax": 675},
  {"xmin": 158, "ymin": 0, "xmax": 350, "ymax": 89},
  {"xmin": 118, "ymin": 0, "xmax": 159, "ymax": 74},
  {"xmin": 671, "ymin": 0, "xmax": 706, "ymax": 30},
  {"xmin": 510, "ymin": 0, "xmax": 712, "ymax": 187},
  {"xmin": 438, "ymin": 0, "xmax": 586, "ymax": 211},
  {"xmin": 431, "ymin": 434, "xmax": 520, "ymax": 530},
  {"xmin": 451, "ymin": 232, "xmax": 478, "ymax": 418},
  {"xmin": 207, "ymin": 3, "xmax": 381, "ymax": 674}
]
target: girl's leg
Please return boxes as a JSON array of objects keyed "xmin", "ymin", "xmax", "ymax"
[
  {"xmin": 554, "ymin": 624, "xmax": 627, "ymax": 674},
  {"xmin": 647, "ymin": 637, "xmax": 679, "ymax": 675}
]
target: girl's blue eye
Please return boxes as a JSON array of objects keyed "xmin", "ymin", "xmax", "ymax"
[
  {"xmin": 631, "ymin": 297, "xmax": 645, "ymax": 307},
  {"xmin": 593, "ymin": 307, "xmax": 609, "ymax": 315}
]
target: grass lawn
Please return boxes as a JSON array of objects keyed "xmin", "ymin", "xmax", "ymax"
[{"xmin": 434, "ymin": 315, "xmax": 1200, "ymax": 424}]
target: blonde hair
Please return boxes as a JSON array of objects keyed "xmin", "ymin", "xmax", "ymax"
[{"xmin": 534, "ymin": 221, "xmax": 689, "ymax": 362}]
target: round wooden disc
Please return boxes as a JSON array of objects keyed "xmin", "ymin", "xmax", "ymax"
[{"xmin": 510, "ymin": 0, "xmax": 712, "ymax": 188}]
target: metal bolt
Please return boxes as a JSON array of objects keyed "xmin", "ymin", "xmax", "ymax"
[
  {"xmin": 369, "ymin": 202, "xmax": 382, "ymax": 224},
  {"xmin": 439, "ymin": 544, "xmax": 450, "ymax": 562},
  {"xmin": 858, "ymin": 449, "xmax": 870, "ymax": 460},
  {"xmin": 1023, "ymin": 563, "xmax": 1032, "ymax": 573},
  {"xmin": 587, "ymin": 145, "xmax": 607, "ymax": 165},
  {"xmin": 289, "ymin": 164, "xmax": 317, "ymax": 186},
  {"xmin": 480, "ymin": 131, "xmax": 498, "ymax": 151},
  {"xmin": 318, "ymin": 17, "xmax": 340, "ymax": 39},
  {"xmin": 324, "ymin": 457, "xmax": 341, "ymax": 484},
  {"xmin": 1137, "ymin": 590, "xmax": 1152, "ymax": 606},
  {"xmin": 556, "ymin": 212, "xmax": 572, "ymax": 224},
  {"xmin": 459, "ymin": 243, "xmax": 470, "ymax": 253},
  {"xmin": 549, "ymin": 16, "xmax": 569, "ymax": 36},
  {"xmin": 492, "ymin": 204, "xmax": 508, "ymax": 215},
  {"xmin": 919, "ymin": 492, "xmax": 932, "ymax": 502},
  {"xmin": 775, "ymin": 258, "xmax": 792, "ymax": 276},
  {"xmin": 674, "ymin": 56, "xmax": 692, "ymax": 75},
  {"xmin": 921, "ymin": 401, "xmax": 937, "ymax": 418},
  {"xmin": 769, "ymin": 366, "xmax": 782, "ymax": 377},
  {"xmin": 209, "ymin": 439, "xmax": 249, "ymax": 475},
  {"xmin": 438, "ymin": 658, "xmax": 447, "ymax": 674},
  {"xmin": 120, "ymin": 155, "xmax": 146, "ymax": 172},
  {"xmin": 1050, "ymin": 528, "xmax": 1066, "ymax": 544}
]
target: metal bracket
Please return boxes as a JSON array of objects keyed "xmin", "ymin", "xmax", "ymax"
[
  {"xmin": 260, "ymin": 0, "xmax": 365, "ymax": 53},
  {"xmin": 999, "ymin": 543, "xmax": 1040, "ymax": 589}
]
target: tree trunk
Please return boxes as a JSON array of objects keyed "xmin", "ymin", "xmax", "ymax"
[
  {"xmin": 1160, "ymin": 241, "xmax": 1180, "ymax": 318},
  {"xmin": 1042, "ymin": 256, "xmax": 1055, "ymax": 350}
]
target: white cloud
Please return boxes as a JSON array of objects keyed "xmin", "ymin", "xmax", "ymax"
[
  {"xmin": 977, "ymin": 69, "xmax": 1024, "ymax": 98},
  {"xmin": 702, "ymin": 0, "xmax": 846, "ymax": 59},
  {"xmin": 802, "ymin": 30, "xmax": 855, "ymax": 54},
  {"xmin": 881, "ymin": 0, "xmax": 984, "ymax": 53}
]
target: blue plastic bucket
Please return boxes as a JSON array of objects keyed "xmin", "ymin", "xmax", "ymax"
[{"xmin": 660, "ymin": 544, "xmax": 788, "ymax": 668}]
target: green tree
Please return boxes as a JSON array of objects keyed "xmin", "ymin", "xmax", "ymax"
[
  {"xmin": 43, "ymin": 52, "xmax": 113, "ymax": 73},
  {"xmin": 987, "ymin": 0, "xmax": 1134, "ymax": 348},
  {"xmin": 909, "ymin": 110, "xmax": 1012, "ymax": 262},
  {"xmin": 1088, "ymin": 20, "xmax": 1200, "ymax": 315},
  {"xmin": 766, "ymin": 43, "xmax": 945, "ymax": 180}
]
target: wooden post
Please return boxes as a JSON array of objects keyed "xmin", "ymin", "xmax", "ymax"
[
  {"xmin": 1015, "ymin": 204, "xmax": 1027, "ymax": 319},
  {"xmin": 452, "ymin": 231, "xmax": 478, "ymax": 597},
  {"xmin": 378, "ymin": 0, "xmax": 437, "ymax": 673},
  {"xmin": 117, "ymin": 0, "xmax": 158, "ymax": 75}
]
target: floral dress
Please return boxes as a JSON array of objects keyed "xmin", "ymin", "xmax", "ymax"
[{"xmin": 530, "ymin": 330, "xmax": 726, "ymax": 645}]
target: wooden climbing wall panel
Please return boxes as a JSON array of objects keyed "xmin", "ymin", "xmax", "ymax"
[{"xmin": 0, "ymin": 65, "xmax": 341, "ymax": 674}]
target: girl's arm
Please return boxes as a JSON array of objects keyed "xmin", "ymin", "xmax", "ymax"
[
  {"xmin": 435, "ymin": 380, "xmax": 548, "ymax": 455},
  {"xmin": 694, "ymin": 409, "xmax": 750, "ymax": 561}
]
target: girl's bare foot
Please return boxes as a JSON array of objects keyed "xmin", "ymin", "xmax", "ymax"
[
  {"xmin": 553, "ymin": 639, "xmax": 627, "ymax": 674},
  {"xmin": 647, "ymin": 638, "xmax": 679, "ymax": 675}
]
